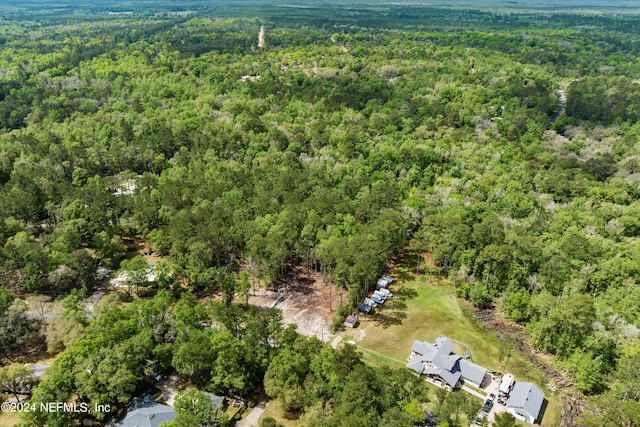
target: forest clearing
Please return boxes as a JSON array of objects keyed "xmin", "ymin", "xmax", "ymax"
[{"xmin": 248, "ymin": 267, "xmax": 348, "ymax": 342}]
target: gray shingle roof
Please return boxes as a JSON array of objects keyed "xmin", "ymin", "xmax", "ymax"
[
  {"xmin": 407, "ymin": 357, "xmax": 425, "ymax": 374},
  {"xmin": 409, "ymin": 337, "xmax": 462, "ymax": 388},
  {"xmin": 435, "ymin": 354, "xmax": 461, "ymax": 372},
  {"xmin": 206, "ymin": 393, "xmax": 224, "ymax": 410},
  {"xmin": 434, "ymin": 336, "xmax": 454, "ymax": 355},
  {"xmin": 411, "ymin": 340, "xmax": 435, "ymax": 356},
  {"xmin": 458, "ymin": 359, "xmax": 487, "ymax": 386},
  {"xmin": 507, "ymin": 382, "xmax": 545, "ymax": 421},
  {"xmin": 422, "ymin": 363, "xmax": 461, "ymax": 388},
  {"xmin": 112, "ymin": 396, "xmax": 176, "ymax": 427}
]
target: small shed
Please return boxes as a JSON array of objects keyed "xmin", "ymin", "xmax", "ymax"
[{"xmin": 344, "ymin": 315, "xmax": 358, "ymax": 328}]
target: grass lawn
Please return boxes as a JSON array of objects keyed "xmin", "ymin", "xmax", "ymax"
[
  {"xmin": 340, "ymin": 255, "xmax": 563, "ymax": 427},
  {"xmin": 259, "ymin": 399, "xmax": 302, "ymax": 427}
]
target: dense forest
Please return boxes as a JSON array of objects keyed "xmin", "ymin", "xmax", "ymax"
[{"xmin": 1, "ymin": 2, "xmax": 640, "ymax": 426}]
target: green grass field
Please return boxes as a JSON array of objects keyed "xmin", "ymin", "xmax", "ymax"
[{"xmin": 341, "ymin": 257, "xmax": 563, "ymax": 427}]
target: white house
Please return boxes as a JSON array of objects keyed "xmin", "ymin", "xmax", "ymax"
[{"xmin": 507, "ymin": 382, "xmax": 545, "ymax": 423}]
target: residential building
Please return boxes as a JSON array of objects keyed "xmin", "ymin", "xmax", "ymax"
[
  {"xmin": 112, "ymin": 394, "xmax": 176, "ymax": 427},
  {"xmin": 407, "ymin": 336, "xmax": 488, "ymax": 389},
  {"xmin": 507, "ymin": 382, "xmax": 545, "ymax": 424}
]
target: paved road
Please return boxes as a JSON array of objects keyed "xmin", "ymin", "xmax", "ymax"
[{"xmin": 236, "ymin": 400, "xmax": 271, "ymax": 427}]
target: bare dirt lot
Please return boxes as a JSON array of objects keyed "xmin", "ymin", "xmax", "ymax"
[{"xmin": 248, "ymin": 267, "xmax": 348, "ymax": 343}]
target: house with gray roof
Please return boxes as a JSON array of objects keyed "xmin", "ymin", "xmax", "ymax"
[
  {"xmin": 458, "ymin": 359, "xmax": 487, "ymax": 388},
  {"xmin": 407, "ymin": 336, "xmax": 462, "ymax": 389},
  {"xmin": 407, "ymin": 336, "xmax": 489, "ymax": 390},
  {"xmin": 507, "ymin": 382, "xmax": 545, "ymax": 423},
  {"xmin": 112, "ymin": 394, "xmax": 176, "ymax": 427}
]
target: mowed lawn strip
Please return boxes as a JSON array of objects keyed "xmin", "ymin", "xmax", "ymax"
[{"xmin": 343, "ymin": 271, "xmax": 562, "ymax": 427}]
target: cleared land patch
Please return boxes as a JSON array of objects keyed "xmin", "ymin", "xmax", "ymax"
[{"xmin": 248, "ymin": 266, "xmax": 347, "ymax": 342}]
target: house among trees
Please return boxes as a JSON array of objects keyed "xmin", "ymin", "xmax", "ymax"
[
  {"xmin": 112, "ymin": 394, "xmax": 176, "ymax": 427},
  {"xmin": 506, "ymin": 382, "xmax": 545, "ymax": 424},
  {"xmin": 407, "ymin": 336, "xmax": 488, "ymax": 390}
]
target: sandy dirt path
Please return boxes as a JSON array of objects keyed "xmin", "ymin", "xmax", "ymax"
[{"xmin": 258, "ymin": 25, "xmax": 265, "ymax": 48}]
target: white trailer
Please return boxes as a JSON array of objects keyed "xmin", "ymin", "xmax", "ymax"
[{"xmin": 499, "ymin": 373, "xmax": 515, "ymax": 397}]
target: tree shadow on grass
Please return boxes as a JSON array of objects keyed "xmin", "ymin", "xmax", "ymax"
[
  {"xmin": 371, "ymin": 288, "xmax": 416, "ymax": 328},
  {"xmin": 393, "ymin": 286, "xmax": 418, "ymax": 302},
  {"xmin": 373, "ymin": 309, "xmax": 408, "ymax": 328},
  {"xmin": 393, "ymin": 267, "xmax": 415, "ymax": 283}
]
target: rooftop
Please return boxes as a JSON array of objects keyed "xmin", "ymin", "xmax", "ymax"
[
  {"xmin": 458, "ymin": 359, "xmax": 487, "ymax": 386},
  {"xmin": 507, "ymin": 382, "xmax": 545, "ymax": 421},
  {"xmin": 112, "ymin": 395, "xmax": 176, "ymax": 427}
]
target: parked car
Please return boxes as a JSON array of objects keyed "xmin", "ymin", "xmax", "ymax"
[
  {"xmin": 376, "ymin": 276, "xmax": 393, "ymax": 289},
  {"xmin": 377, "ymin": 288, "xmax": 393, "ymax": 298},
  {"xmin": 483, "ymin": 393, "xmax": 495, "ymax": 412},
  {"xmin": 373, "ymin": 290, "xmax": 388, "ymax": 300},
  {"xmin": 357, "ymin": 303, "xmax": 372, "ymax": 314},
  {"xmin": 371, "ymin": 294, "xmax": 385, "ymax": 304}
]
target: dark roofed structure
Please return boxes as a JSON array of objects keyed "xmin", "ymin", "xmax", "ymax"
[{"xmin": 205, "ymin": 393, "xmax": 224, "ymax": 410}]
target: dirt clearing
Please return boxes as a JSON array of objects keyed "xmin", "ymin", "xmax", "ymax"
[{"xmin": 248, "ymin": 267, "xmax": 347, "ymax": 343}]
